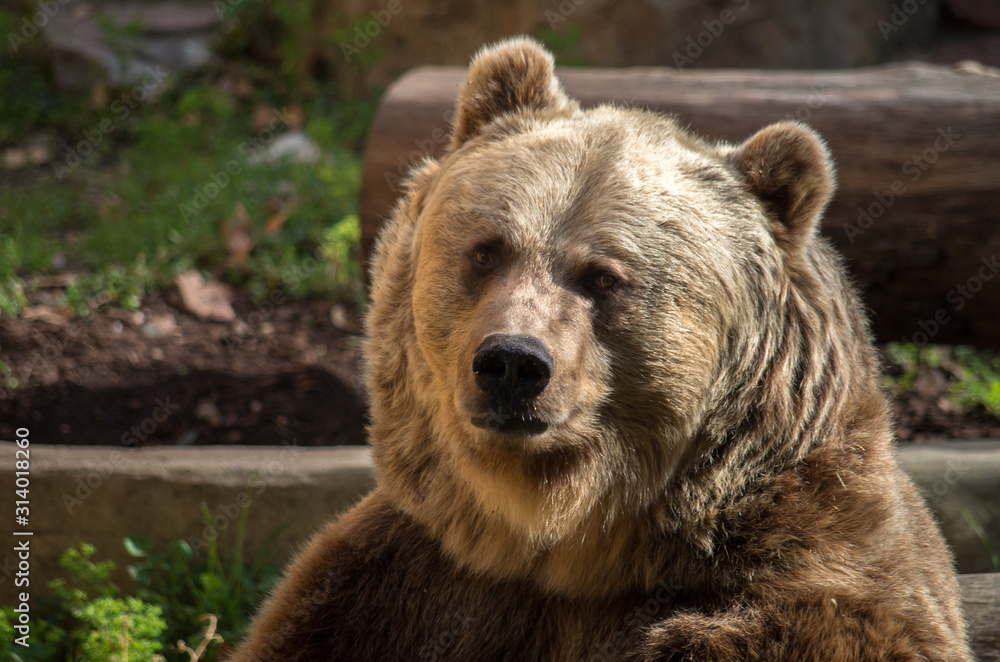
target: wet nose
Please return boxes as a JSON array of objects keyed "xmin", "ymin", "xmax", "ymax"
[{"xmin": 472, "ymin": 334, "xmax": 553, "ymax": 400}]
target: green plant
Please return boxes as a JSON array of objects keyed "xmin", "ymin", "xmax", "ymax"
[
  {"xmin": 0, "ymin": 234, "xmax": 26, "ymax": 317},
  {"xmin": 0, "ymin": 277, "xmax": 26, "ymax": 317},
  {"xmin": 320, "ymin": 213, "xmax": 363, "ymax": 303},
  {"xmin": 75, "ymin": 597, "xmax": 166, "ymax": 662},
  {"xmin": 2, "ymin": 488, "xmax": 282, "ymax": 662},
  {"xmin": 126, "ymin": 481, "xmax": 283, "ymax": 660},
  {"xmin": 949, "ymin": 346, "xmax": 1000, "ymax": 417},
  {"xmin": 960, "ymin": 509, "xmax": 1000, "ymax": 572},
  {"xmin": 53, "ymin": 544, "xmax": 166, "ymax": 662},
  {"xmin": 49, "ymin": 543, "xmax": 119, "ymax": 607},
  {"xmin": 0, "ymin": 1, "xmax": 378, "ymax": 317},
  {"xmin": 883, "ymin": 342, "xmax": 942, "ymax": 391},
  {"xmin": 537, "ymin": 23, "xmax": 591, "ymax": 67},
  {"xmin": 0, "ymin": 606, "xmax": 67, "ymax": 662},
  {"xmin": 0, "ymin": 544, "xmax": 166, "ymax": 661}
]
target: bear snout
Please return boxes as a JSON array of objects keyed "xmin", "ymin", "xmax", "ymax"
[
  {"xmin": 470, "ymin": 333, "xmax": 554, "ymax": 433},
  {"xmin": 473, "ymin": 333, "xmax": 553, "ymax": 399}
]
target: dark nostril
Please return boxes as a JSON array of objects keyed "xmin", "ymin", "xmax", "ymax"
[
  {"xmin": 473, "ymin": 334, "xmax": 553, "ymax": 399},
  {"xmin": 474, "ymin": 353, "xmax": 508, "ymax": 391}
]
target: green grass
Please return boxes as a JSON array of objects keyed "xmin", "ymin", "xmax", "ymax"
[
  {"xmin": 0, "ymin": 95, "xmax": 367, "ymax": 312},
  {"xmin": 883, "ymin": 342, "xmax": 1000, "ymax": 418},
  {"xmin": 950, "ymin": 346, "xmax": 1000, "ymax": 417},
  {"xmin": 0, "ymin": 4, "xmax": 377, "ymax": 317}
]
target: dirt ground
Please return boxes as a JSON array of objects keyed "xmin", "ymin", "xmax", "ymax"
[
  {"xmin": 0, "ymin": 290, "xmax": 366, "ymax": 446},
  {"xmin": 1, "ymin": 290, "xmax": 998, "ymax": 446}
]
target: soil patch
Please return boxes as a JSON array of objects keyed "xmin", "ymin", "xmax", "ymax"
[{"xmin": 0, "ymin": 291, "xmax": 366, "ymax": 446}]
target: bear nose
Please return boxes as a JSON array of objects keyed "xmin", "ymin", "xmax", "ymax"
[{"xmin": 473, "ymin": 334, "xmax": 553, "ymax": 400}]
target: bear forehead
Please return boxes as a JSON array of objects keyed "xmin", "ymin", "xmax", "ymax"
[
  {"xmin": 423, "ymin": 108, "xmax": 749, "ymax": 250},
  {"xmin": 453, "ymin": 109, "xmax": 726, "ymax": 197}
]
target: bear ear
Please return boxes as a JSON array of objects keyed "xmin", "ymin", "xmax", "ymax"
[
  {"xmin": 450, "ymin": 36, "xmax": 577, "ymax": 149},
  {"xmin": 727, "ymin": 121, "xmax": 836, "ymax": 251}
]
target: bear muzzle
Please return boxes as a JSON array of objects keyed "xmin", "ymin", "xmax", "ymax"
[{"xmin": 470, "ymin": 333, "xmax": 553, "ymax": 434}]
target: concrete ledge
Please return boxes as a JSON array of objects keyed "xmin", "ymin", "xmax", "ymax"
[
  {"xmin": 0, "ymin": 443, "xmax": 375, "ymax": 602},
  {"xmin": 896, "ymin": 441, "xmax": 1000, "ymax": 574},
  {"xmin": 1, "ymin": 440, "xmax": 998, "ymax": 603}
]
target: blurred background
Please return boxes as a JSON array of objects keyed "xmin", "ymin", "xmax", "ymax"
[
  {"xmin": 2, "ymin": 3, "xmax": 999, "ymax": 660},
  {"xmin": 0, "ymin": 0, "xmax": 998, "ymax": 443},
  {"xmin": 1, "ymin": 0, "xmax": 999, "ymax": 449}
]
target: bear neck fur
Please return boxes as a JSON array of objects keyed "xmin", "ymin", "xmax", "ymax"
[{"xmin": 365, "ymin": 159, "xmax": 895, "ymax": 601}]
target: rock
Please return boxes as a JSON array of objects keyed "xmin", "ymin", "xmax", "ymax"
[
  {"xmin": 248, "ymin": 131, "xmax": 322, "ymax": 166},
  {"xmin": 329, "ymin": 304, "xmax": 353, "ymax": 331},
  {"xmin": 41, "ymin": 1, "xmax": 220, "ymax": 89},
  {"xmin": 194, "ymin": 398, "xmax": 222, "ymax": 426},
  {"xmin": 142, "ymin": 313, "xmax": 179, "ymax": 338}
]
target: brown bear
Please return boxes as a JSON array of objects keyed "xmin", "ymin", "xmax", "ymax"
[{"xmin": 232, "ymin": 38, "xmax": 972, "ymax": 661}]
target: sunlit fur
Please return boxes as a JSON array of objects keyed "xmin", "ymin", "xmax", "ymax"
[{"xmin": 232, "ymin": 37, "xmax": 971, "ymax": 661}]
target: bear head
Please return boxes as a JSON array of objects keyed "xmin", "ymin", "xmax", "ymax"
[{"xmin": 364, "ymin": 37, "xmax": 883, "ymax": 597}]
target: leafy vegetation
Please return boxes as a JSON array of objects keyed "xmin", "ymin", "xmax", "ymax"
[
  {"xmin": 1, "ymin": 543, "xmax": 167, "ymax": 662},
  {"xmin": 126, "ymin": 482, "xmax": 283, "ymax": 660},
  {"xmin": 0, "ymin": 487, "xmax": 279, "ymax": 662},
  {"xmin": 884, "ymin": 342, "xmax": 943, "ymax": 391},
  {"xmin": 950, "ymin": 346, "xmax": 1000, "ymax": 417},
  {"xmin": 883, "ymin": 342, "xmax": 1000, "ymax": 419},
  {"xmin": 0, "ymin": 0, "xmax": 379, "ymax": 318}
]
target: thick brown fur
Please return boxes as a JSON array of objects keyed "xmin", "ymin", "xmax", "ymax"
[{"xmin": 233, "ymin": 37, "xmax": 971, "ymax": 661}]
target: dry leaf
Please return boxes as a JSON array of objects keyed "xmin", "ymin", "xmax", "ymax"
[
  {"xmin": 22, "ymin": 305, "xmax": 70, "ymax": 326},
  {"xmin": 220, "ymin": 202, "xmax": 254, "ymax": 267},
  {"xmin": 263, "ymin": 210, "xmax": 289, "ymax": 236},
  {"xmin": 175, "ymin": 271, "xmax": 236, "ymax": 322}
]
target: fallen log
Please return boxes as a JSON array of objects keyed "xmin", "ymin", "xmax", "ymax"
[
  {"xmin": 360, "ymin": 62, "xmax": 1000, "ymax": 347},
  {"xmin": 960, "ymin": 572, "xmax": 1000, "ymax": 661}
]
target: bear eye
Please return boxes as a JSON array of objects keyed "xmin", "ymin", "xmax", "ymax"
[
  {"xmin": 473, "ymin": 248, "xmax": 494, "ymax": 268},
  {"xmin": 594, "ymin": 273, "xmax": 617, "ymax": 290}
]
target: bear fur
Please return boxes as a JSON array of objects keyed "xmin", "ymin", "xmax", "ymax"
[{"xmin": 232, "ymin": 38, "xmax": 972, "ymax": 661}]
